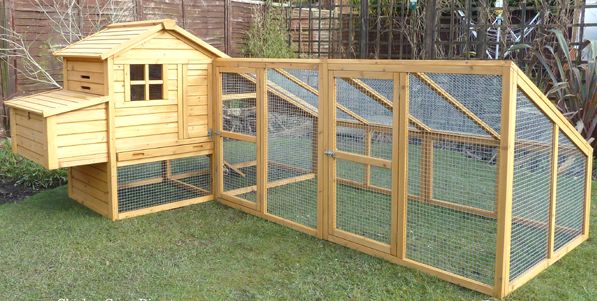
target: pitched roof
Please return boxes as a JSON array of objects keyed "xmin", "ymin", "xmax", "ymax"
[
  {"xmin": 4, "ymin": 90, "xmax": 109, "ymax": 117},
  {"xmin": 53, "ymin": 19, "xmax": 229, "ymax": 60}
]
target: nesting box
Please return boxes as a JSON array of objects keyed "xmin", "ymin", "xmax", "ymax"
[{"xmin": 6, "ymin": 19, "xmax": 227, "ymax": 219}]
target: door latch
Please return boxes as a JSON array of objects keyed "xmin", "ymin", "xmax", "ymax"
[{"xmin": 324, "ymin": 150, "xmax": 336, "ymax": 158}]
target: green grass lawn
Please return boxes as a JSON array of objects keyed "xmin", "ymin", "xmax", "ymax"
[{"xmin": 0, "ymin": 183, "xmax": 595, "ymax": 300}]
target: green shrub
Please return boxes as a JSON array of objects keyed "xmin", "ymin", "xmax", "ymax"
[
  {"xmin": 0, "ymin": 139, "xmax": 67, "ymax": 190},
  {"xmin": 243, "ymin": 0, "xmax": 296, "ymax": 58}
]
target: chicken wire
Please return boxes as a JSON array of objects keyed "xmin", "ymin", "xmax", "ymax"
[
  {"xmin": 266, "ymin": 69, "xmax": 319, "ymax": 228},
  {"xmin": 554, "ymin": 133, "xmax": 587, "ymax": 251},
  {"xmin": 509, "ymin": 90, "xmax": 553, "ymax": 281},
  {"xmin": 117, "ymin": 155, "xmax": 211, "ymax": 213},
  {"xmin": 222, "ymin": 72, "xmax": 257, "ymax": 136},
  {"xmin": 334, "ymin": 77, "xmax": 393, "ymax": 244},
  {"xmin": 405, "ymin": 125, "xmax": 498, "ymax": 284},
  {"xmin": 222, "ymin": 138, "xmax": 257, "ymax": 202}
]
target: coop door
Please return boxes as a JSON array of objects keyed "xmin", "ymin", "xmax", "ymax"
[
  {"xmin": 327, "ymin": 71, "xmax": 407, "ymax": 255},
  {"xmin": 183, "ymin": 64, "xmax": 210, "ymax": 139}
]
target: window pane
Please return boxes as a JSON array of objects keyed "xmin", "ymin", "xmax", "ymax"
[
  {"xmin": 149, "ymin": 84, "xmax": 163, "ymax": 100},
  {"xmin": 149, "ymin": 64, "xmax": 162, "ymax": 80},
  {"xmin": 130, "ymin": 64, "xmax": 144, "ymax": 81},
  {"xmin": 131, "ymin": 85, "xmax": 145, "ymax": 101}
]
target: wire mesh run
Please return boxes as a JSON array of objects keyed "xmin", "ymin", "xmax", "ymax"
[
  {"xmin": 117, "ymin": 155, "xmax": 212, "ymax": 213},
  {"xmin": 266, "ymin": 68, "xmax": 319, "ymax": 228},
  {"xmin": 509, "ymin": 90, "xmax": 553, "ymax": 281},
  {"xmin": 554, "ymin": 133, "xmax": 586, "ymax": 251},
  {"xmin": 222, "ymin": 72, "xmax": 257, "ymax": 136}
]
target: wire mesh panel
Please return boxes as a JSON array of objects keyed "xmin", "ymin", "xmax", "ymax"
[
  {"xmin": 405, "ymin": 72, "xmax": 500, "ymax": 285},
  {"xmin": 509, "ymin": 90, "xmax": 554, "ymax": 281},
  {"xmin": 554, "ymin": 133, "xmax": 587, "ymax": 251},
  {"xmin": 117, "ymin": 155, "xmax": 211, "ymax": 213},
  {"xmin": 406, "ymin": 134, "xmax": 497, "ymax": 285},
  {"xmin": 334, "ymin": 76, "xmax": 393, "ymax": 246},
  {"xmin": 266, "ymin": 68, "xmax": 319, "ymax": 228},
  {"xmin": 220, "ymin": 72, "xmax": 259, "ymax": 203},
  {"xmin": 222, "ymin": 73, "xmax": 257, "ymax": 136}
]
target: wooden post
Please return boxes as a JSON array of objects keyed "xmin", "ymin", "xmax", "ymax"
[
  {"xmin": 494, "ymin": 65, "xmax": 517, "ymax": 298},
  {"xmin": 364, "ymin": 129, "xmax": 372, "ymax": 185},
  {"xmin": 256, "ymin": 68, "xmax": 268, "ymax": 214},
  {"xmin": 394, "ymin": 72, "xmax": 409, "ymax": 259},
  {"xmin": 214, "ymin": 67, "xmax": 224, "ymax": 198},
  {"xmin": 328, "ymin": 71, "xmax": 338, "ymax": 234},
  {"xmin": 105, "ymin": 58, "xmax": 119, "ymax": 221},
  {"xmin": 548, "ymin": 124, "xmax": 559, "ymax": 258},
  {"xmin": 318, "ymin": 59, "xmax": 329, "ymax": 239},
  {"xmin": 583, "ymin": 155, "xmax": 593, "ymax": 239},
  {"xmin": 421, "ymin": 136, "xmax": 433, "ymax": 201}
]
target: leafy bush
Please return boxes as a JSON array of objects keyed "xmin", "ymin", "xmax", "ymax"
[
  {"xmin": 516, "ymin": 30, "xmax": 596, "ymax": 149},
  {"xmin": 243, "ymin": 0, "xmax": 296, "ymax": 58},
  {"xmin": 0, "ymin": 139, "xmax": 67, "ymax": 190}
]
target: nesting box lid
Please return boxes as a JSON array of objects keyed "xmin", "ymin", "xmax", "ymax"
[
  {"xmin": 4, "ymin": 89, "xmax": 109, "ymax": 117},
  {"xmin": 53, "ymin": 19, "xmax": 229, "ymax": 60}
]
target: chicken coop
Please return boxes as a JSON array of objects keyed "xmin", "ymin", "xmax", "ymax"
[{"xmin": 5, "ymin": 20, "xmax": 593, "ymax": 298}]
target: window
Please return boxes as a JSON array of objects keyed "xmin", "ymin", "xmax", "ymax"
[{"xmin": 129, "ymin": 64, "xmax": 165, "ymax": 101}]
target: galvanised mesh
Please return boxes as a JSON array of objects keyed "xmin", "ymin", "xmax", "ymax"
[
  {"xmin": 406, "ymin": 133, "xmax": 497, "ymax": 285},
  {"xmin": 335, "ymin": 78, "xmax": 393, "ymax": 244},
  {"xmin": 432, "ymin": 138, "xmax": 498, "ymax": 211},
  {"xmin": 117, "ymin": 155, "xmax": 211, "ymax": 213},
  {"xmin": 427, "ymin": 73, "xmax": 502, "ymax": 132},
  {"xmin": 337, "ymin": 159, "xmax": 391, "ymax": 243},
  {"xmin": 554, "ymin": 133, "xmax": 586, "ymax": 251},
  {"xmin": 266, "ymin": 69, "xmax": 318, "ymax": 229},
  {"xmin": 509, "ymin": 90, "xmax": 553, "ymax": 281},
  {"xmin": 223, "ymin": 138, "xmax": 257, "ymax": 203},
  {"xmin": 409, "ymin": 74, "xmax": 489, "ymax": 136},
  {"xmin": 406, "ymin": 200, "xmax": 497, "ymax": 284},
  {"xmin": 267, "ymin": 69, "xmax": 318, "ymax": 108},
  {"xmin": 336, "ymin": 78, "xmax": 393, "ymax": 125},
  {"xmin": 222, "ymin": 72, "xmax": 257, "ymax": 136}
]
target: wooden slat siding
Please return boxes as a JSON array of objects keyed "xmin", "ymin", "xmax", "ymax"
[
  {"xmin": 12, "ymin": 107, "xmax": 47, "ymax": 166},
  {"xmin": 184, "ymin": 64, "xmax": 210, "ymax": 138},
  {"xmin": 65, "ymin": 60, "xmax": 105, "ymax": 95},
  {"xmin": 69, "ymin": 163, "xmax": 111, "ymax": 218},
  {"xmin": 494, "ymin": 66, "xmax": 517, "ymax": 298},
  {"xmin": 53, "ymin": 102, "xmax": 108, "ymax": 166}
]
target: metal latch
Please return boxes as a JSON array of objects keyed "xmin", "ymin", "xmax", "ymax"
[{"xmin": 324, "ymin": 150, "xmax": 336, "ymax": 158}]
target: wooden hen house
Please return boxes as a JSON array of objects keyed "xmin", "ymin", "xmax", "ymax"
[{"xmin": 6, "ymin": 19, "xmax": 227, "ymax": 220}]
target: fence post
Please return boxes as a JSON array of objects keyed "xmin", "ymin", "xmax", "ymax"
[
  {"xmin": 359, "ymin": 0, "xmax": 368, "ymax": 58},
  {"xmin": 494, "ymin": 64, "xmax": 517, "ymax": 298},
  {"xmin": 424, "ymin": 0, "xmax": 437, "ymax": 59}
]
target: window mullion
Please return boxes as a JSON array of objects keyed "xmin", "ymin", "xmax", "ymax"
[{"xmin": 144, "ymin": 64, "xmax": 150, "ymax": 101}]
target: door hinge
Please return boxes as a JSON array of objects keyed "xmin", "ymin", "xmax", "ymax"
[{"xmin": 324, "ymin": 150, "xmax": 336, "ymax": 158}]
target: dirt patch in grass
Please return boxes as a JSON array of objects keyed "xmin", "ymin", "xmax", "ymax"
[{"xmin": 0, "ymin": 178, "xmax": 38, "ymax": 205}]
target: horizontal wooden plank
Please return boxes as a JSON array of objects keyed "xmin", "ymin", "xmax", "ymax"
[
  {"xmin": 56, "ymin": 132, "xmax": 108, "ymax": 147},
  {"xmin": 187, "ymin": 105, "xmax": 208, "ymax": 115},
  {"xmin": 15, "ymin": 124, "xmax": 45, "ymax": 141},
  {"xmin": 72, "ymin": 165, "xmax": 107, "ymax": 184},
  {"xmin": 56, "ymin": 108, "xmax": 107, "ymax": 123},
  {"xmin": 117, "ymin": 142, "xmax": 213, "ymax": 162},
  {"xmin": 67, "ymin": 70, "xmax": 105, "ymax": 84},
  {"xmin": 59, "ymin": 153, "xmax": 108, "ymax": 168},
  {"xmin": 71, "ymin": 169, "xmax": 108, "ymax": 192},
  {"xmin": 66, "ymin": 60, "xmax": 104, "ymax": 73},
  {"xmin": 57, "ymin": 143, "xmax": 108, "ymax": 159},
  {"xmin": 16, "ymin": 145, "xmax": 46, "ymax": 167},
  {"xmin": 115, "ymin": 122, "xmax": 178, "ymax": 139},
  {"xmin": 15, "ymin": 134, "xmax": 44, "ymax": 153},
  {"xmin": 56, "ymin": 120, "xmax": 107, "ymax": 135},
  {"xmin": 70, "ymin": 177, "xmax": 109, "ymax": 204},
  {"xmin": 14, "ymin": 114, "xmax": 44, "ymax": 132},
  {"xmin": 114, "ymin": 112, "xmax": 178, "ymax": 127},
  {"xmin": 335, "ymin": 150, "xmax": 391, "ymax": 169},
  {"xmin": 67, "ymin": 80, "xmax": 104, "ymax": 95},
  {"xmin": 115, "ymin": 104, "xmax": 177, "ymax": 116}
]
